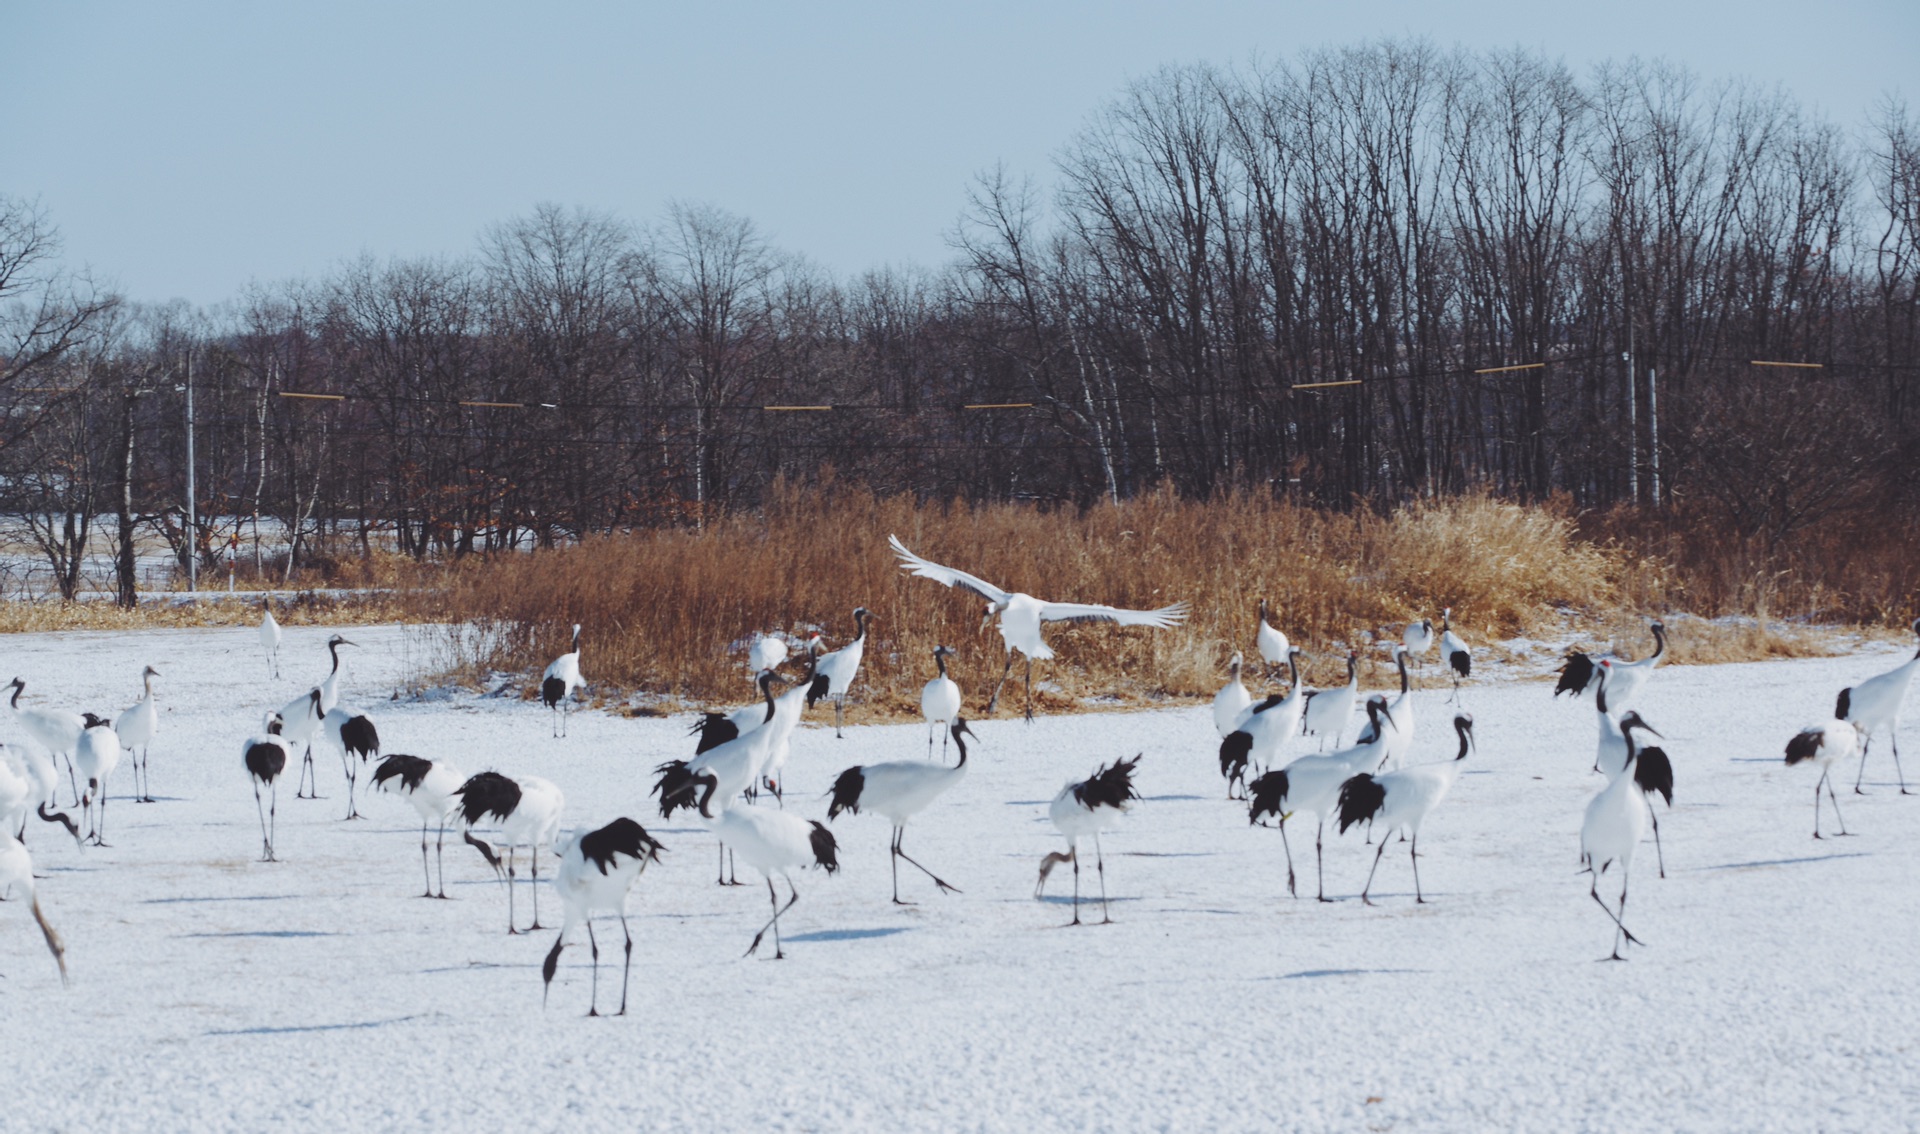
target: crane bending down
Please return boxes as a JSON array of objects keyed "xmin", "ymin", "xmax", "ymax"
[
  {"xmin": 542, "ymin": 624, "xmax": 584, "ymax": 738},
  {"xmin": 1839, "ymin": 617, "xmax": 1920, "ymax": 794},
  {"xmin": 889, "ymin": 535, "xmax": 1189, "ymax": 722}
]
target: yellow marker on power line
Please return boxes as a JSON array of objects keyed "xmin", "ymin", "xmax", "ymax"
[
  {"xmin": 1750, "ymin": 360, "xmax": 1824, "ymax": 368},
  {"xmin": 459, "ymin": 401, "xmax": 527, "ymax": 408},
  {"xmin": 1292, "ymin": 380, "xmax": 1363, "ymax": 390},
  {"xmin": 1473, "ymin": 362, "xmax": 1546, "ymax": 374},
  {"xmin": 277, "ymin": 392, "xmax": 346, "ymax": 401},
  {"xmin": 763, "ymin": 405, "xmax": 834, "ymax": 411}
]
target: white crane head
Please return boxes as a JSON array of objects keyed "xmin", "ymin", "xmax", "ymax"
[
  {"xmin": 1364, "ymin": 692, "xmax": 1395, "ymax": 733},
  {"xmin": 263, "ymin": 711, "xmax": 285, "ymax": 735},
  {"xmin": 328, "ymin": 635, "xmax": 358, "ymax": 649},
  {"xmin": 1228, "ymin": 650, "xmax": 1243, "ymax": 674},
  {"xmin": 1619, "ymin": 711, "xmax": 1661, "ymax": 743},
  {"xmin": 143, "ymin": 665, "xmax": 161, "ymax": 679}
]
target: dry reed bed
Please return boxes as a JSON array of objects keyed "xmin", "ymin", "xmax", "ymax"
[{"xmin": 415, "ymin": 487, "xmax": 1847, "ymax": 718}]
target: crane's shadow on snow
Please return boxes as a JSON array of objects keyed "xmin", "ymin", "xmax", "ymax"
[
  {"xmin": 1699, "ymin": 852, "xmax": 1869, "ymax": 871},
  {"xmin": 205, "ymin": 1015, "xmax": 422, "ymax": 1037},
  {"xmin": 178, "ymin": 930, "xmax": 342, "ymax": 939},
  {"xmin": 782, "ymin": 928, "xmax": 910, "ymax": 944},
  {"xmin": 144, "ymin": 894, "xmax": 298, "ymax": 904},
  {"xmin": 1270, "ymin": 968, "xmax": 1427, "ymax": 981}
]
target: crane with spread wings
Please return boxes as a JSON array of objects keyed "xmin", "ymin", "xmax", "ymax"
[{"xmin": 888, "ymin": 535, "xmax": 1189, "ymax": 721}]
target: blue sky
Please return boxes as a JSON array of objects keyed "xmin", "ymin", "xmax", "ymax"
[{"xmin": 3, "ymin": 1, "xmax": 1912, "ymax": 305}]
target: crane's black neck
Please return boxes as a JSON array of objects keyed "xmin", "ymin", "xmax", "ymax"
[
  {"xmin": 853, "ymin": 609, "xmax": 869, "ymax": 642},
  {"xmin": 760, "ymin": 673, "xmax": 777, "ymax": 723},
  {"xmin": 935, "ymin": 650, "xmax": 948, "ymax": 679},
  {"xmin": 9, "ymin": 680, "xmax": 21, "ymax": 710},
  {"xmin": 1344, "ymin": 653, "xmax": 1357, "ymax": 686},
  {"xmin": 571, "ymin": 625, "xmax": 581, "ymax": 652},
  {"xmin": 1286, "ymin": 650, "xmax": 1300, "ymax": 691},
  {"xmin": 1395, "ymin": 649, "xmax": 1409, "ymax": 695},
  {"xmin": 1453, "ymin": 718, "xmax": 1472, "ymax": 761},
  {"xmin": 328, "ymin": 639, "xmax": 343, "ymax": 674},
  {"xmin": 951, "ymin": 720, "xmax": 971, "ymax": 768},
  {"xmin": 1648, "ymin": 622, "xmax": 1666, "ymax": 663},
  {"xmin": 696, "ymin": 773, "xmax": 719, "ymax": 819}
]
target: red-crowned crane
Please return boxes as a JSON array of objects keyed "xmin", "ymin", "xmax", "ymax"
[
  {"xmin": 1301, "ymin": 650, "xmax": 1359, "ymax": 750},
  {"xmin": 1839, "ymin": 617, "xmax": 1920, "ymax": 794},
  {"xmin": 114, "ymin": 666, "xmax": 160, "ymax": 803},
  {"xmin": 687, "ymin": 777, "xmax": 839, "ymax": 959},
  {"xmin": 0, "ymin": 831, "xmax": 68, "ymax": 986},
  {"xmin": 260, "ymin": 602, "xmax": 282, "ymax": 679},
  {"xmin": 456, "ymin": 772, "xmax": 565, "ymax": 934},
  {"xmin": 808, "ymin": 607, "xmax": 874, "ymax": 737},
  {"xmin": 541, "ymin": 623, "xmax": 584, "ymax": 738},
  {"xmin": 1439, "ymin": 608, "xmax": 1470, "ymax": 703},
  {"xmin": 75, "ymin": 722, "xmax": 119, "ymax": 846},
  {"xmin": 321, "ymin": 706, "xmax": 380, "ymax": 821},
  {"xmin": 243, "ymin": 712, "xmax": 294, "ymax": 862},
  {"xmin": 891, "ymin": 536, "xmax": 1188, "ymax": 722},
  {"xmin": 1036, "ymin": 754, "xmax": 1141, "ymax": 926},
  {"xmin": 1786, "ymin": 719, "xmax": 1860, "ymax": 839},
  {"xmin": 541, "ymin": 817, "xmax": 665, "ymax": 1015},
  {"xmin": 1580, "ymin": 719, "xmax": 1671, "ymax": 960},
  {"xmin": 1255, "ymin": 599, "xmax": 1291, "ymax": 682},
  {"xmin": 1218, "ymin": 647, "xmax": 1305, "ymax": 799},
  {"xmin": 372, "ymin": 754, "xmax": 465, "ymax": 898},
  {"xmin": 1555, "ymin": 620, "xmax": 1667, "ymax": 707},
  {"xmin": 1212, "ymin": 652, "xmax": 1253, "ymax": 739},
  {"xmin": 1336, "ymin": 714, "xmax": 1475, "ymax": 904},
  {"xmin": 920, "ymin": 646, "xmax": 963, "ymax": 761},
  {"xmin": 1246, "ymin": 695, "xmax": 1395, "ymax": 901},
  {"xmin": 827, "ymin": 718, "xmax": 976, "ymax": 903}
]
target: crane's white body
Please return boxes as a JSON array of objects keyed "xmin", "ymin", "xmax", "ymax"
[
  {"xmin": 1403, "ymin": 619, "xmax": 1435, "ymax": 658},
  {"xmin": 1247, "ymin": 697, "xmax": 1396, "ymax": 901},
  {"xmin": 242, "ymin": 721, "xmax": 294, "ymax": 862},
  {"xmin": 755, "ymin": 679, "xmax": 813, "ymax": 793},
  {"xmin": 1787, "ymin": 719, "xmax": 1859, "ymax": 838},
  {"xmin": 707, "ymin": 797, "xmax": 838, "ymax": 958},
  {"xmin": 1439, "ymin": 608, "xmax": 1470, "ymax": 700},
  {"xmin": 543, "ymin": 819, "xmax": 661, "ymax": 1015},
  {"xmin": 259, "ymin": 607, "xmax": 282, "ymax": 678},
  {"xmin": 542, "ymin": 624, "xmax": 585, "ymax": 737},
  {"xmin": 812, "ymin": 609, "xmax": 872, "ymax": 736},
  {"xmin": 920, "ymin": 646, "xmax": 963, "ymax": 760},
  {"xmin": 1036, "ymin": 756, "xmax": 1140, "ymax": 926},
  {"xmin": 0, "ymin": 831, "xmax": 68, "ymax": 985},
  {"xmin": 1841, "ymin": 621, "xmax": 1920, "ymax": 793},
  {"xmin": 890, "ymin": 535, "xmax": 1187, "ymax": 719},
  {"xmin": 378, "ymin": 759, "xmax": 464, "ymax": 826},
  {"xmin": 1213, "ymin": 652, "xmax": 1253, "ymax": 738},
  {"xmin": 1583, "ymin": 624, "xmax": 1668, "ymax": 710},
  {"xmin": 1581, "ymin": 751, "xmax": 1648, "ymax": 959},
  {"xmin": 1221, "ymin": 650, "xmax": 1309, "ymax": 782},
  {"xmin": 1339, "ymin": 715, "xmax": 1475, "ymax": 904},
  {"xmin": 114, "ymin": 666, "xmax": 159, "ymax": 803},
  {"xmin": 75, "ymin": 723, "xmax": 120, "ymax": 845},
  {"xmin": 1374, "ymin": 646, "xmax": 1416, "ymax": 771},
  {"xmin": 462, "ymin": 774, "xmax": 566, "ymax": 934},
  {"xmin": 5, "ymin": 679, "xmax": 88, "ymax": 805},
  {"xmin": 1301, "ymin": 652, "xmax": 1359, "ymax": 749},
  {"xmin": 748, "ymin": 634, "xmax": 788, "ymax": 676},
  {"xmin": 1255, "ymin": 600, "xmax": 1290, "ymax": 676},
  {"xmin": 0, "ymin": 744, "xmax": 67, "ymax": 842},
  {"xmin": 277, "ymin": 685, "xmax": 327, "ymax": 799},
  {"xmin": 320, "ymin": 706, "xmax": 378, "ymax": 819},
  {"xmin": 828, "ymin": 720, "xmax": 973, "ymax": 903}
]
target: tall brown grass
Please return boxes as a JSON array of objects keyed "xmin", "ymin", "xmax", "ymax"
[{"xmin": 415, "ymin": 484, "xmax": 1712, "ymax": 717}]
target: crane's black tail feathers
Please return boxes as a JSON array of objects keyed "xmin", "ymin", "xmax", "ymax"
[{"xmin": 1336, "ymin": 773, "xmax": 1387, "ymax": 833}]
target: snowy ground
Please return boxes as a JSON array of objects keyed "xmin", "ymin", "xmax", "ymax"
[{"xmin": 2, "ymin": 624, "xmax": 1917, "ymax": 1132}]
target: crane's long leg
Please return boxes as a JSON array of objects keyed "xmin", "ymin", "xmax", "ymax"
[
  {"xmin": 1410, "ymin": 833, "xmax": 1424, "ymax": 903},
  {"xmin": 1826, "ymin": 774, "xmax": 1850, "ymax": 835},
  {"xmin": 618, "ymin": 913, "xmax": 633, "ymax": 1016},
  {"xmin": 96, "ymin": 781, "xmax": 109, "ymax": 847},
  {"xmin": 435, "ymin": 822, "xmax": 449, "ymax": 898},
  {"xmin": 506, "ymin": 847, "xmax": 519, "ymax": 934},
  {"xmin": 986, "ymin": 653, "xmax": 1015, "ymax": 716},
  {"xmin": 343, "ymin": 759, "xmax": 359, "ymax": 821},
  {"xmin": 586, "ymin": 919, "xmax": 601, "ymax": 1017},
  {"xmin": 268, "ymin": 781, "xmax": 278, "ymax": 861},
  {"xmin": 419, "ymin": 819, "xmax": 432, "ymax": 897},
  {"xmin": 528, "ymin": 847, "xmax": 544, "ymax": 930},
  {"xmin": 835, "ymin": 697, "xmax": 845, "ymax": 739},
  {"xmin": 1361, "ymin": 836, "xmax": 1389, "ymax": 906},
  {"xmin": 1094, "ymin": 834, "xmax": 1111, "ymax": 924},
  {"xmin": 1316, "ymin": 820, "xmax": 1332, "ymax": 903},
  {"xmin": 1649, "ymin": 808, "xmax": 1666, "ymax": 879},
  {"xmin": 1023, "ymin": 658, "xmax": 1034, "ymax": 723},
  {"xmin": 62, "ymin": 754, "xmax": 79, "ymax": 807},
  {"xmin": 1588, "ymin": 871, "xmax": 1642, "ymax": 953},
  {"xmin": 1069, "ymin": 842, "xmax": 1081, "ymax": 925},
  {"xmin": 1275, "ymin": 818, "xmax": 1298, "ymax": 898},
  {"xmin": 1812, "ymin": 773, "xmax": 1825, "ymax": 838},
  {"xmin": 746, "ymin": 877, "xmax": 800, "ymax": 959},
  {"xmin": 253, "ymin": 782, "xmax": 272, "ymax": 861},
  {"xmin": 1894, "ymin": 734, "xmax": 1910, "ymax": 795},
  {"xmin": 894, "ymin": 827, "xmax": 958, "ymax": 896},
  {"xmin": 890, "ymin": 828, "xmax": 904, "ymax": 904}
]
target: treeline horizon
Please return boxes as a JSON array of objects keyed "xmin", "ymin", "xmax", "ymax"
[{"xmin": 1, "ymin": 39, "xmax": 1915, "ymax": 611}]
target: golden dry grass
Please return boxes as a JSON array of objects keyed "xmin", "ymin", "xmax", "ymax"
[{"xmin": 412, "ymin": 485, "xmax": 1723, "ymax": 717}]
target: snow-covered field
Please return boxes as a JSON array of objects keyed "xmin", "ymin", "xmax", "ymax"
[{"xmin": 2, "ymin": 624, "xmax": 1917, "ymax": 1132}]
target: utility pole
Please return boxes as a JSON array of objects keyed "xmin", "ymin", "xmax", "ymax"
[
  {"xmin": 1648, "ymin": 366, "xmax": 1660, "ymax": 506},
  {"xmin": 1624, "ymin": 326, "xmax": 1637, "ymax": 503},
  {"xmin": 186, "ymin": 352, "xmax": 197, "ymax": 592}
]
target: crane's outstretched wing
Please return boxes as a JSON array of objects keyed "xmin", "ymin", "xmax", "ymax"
[
  {"xmin": 888, "ymin": 535, "xmax": 1011, "ymax": 604},
  {"xmin": 1038, "ymin": 600, "xmax": 1190, "ymax": 628}
]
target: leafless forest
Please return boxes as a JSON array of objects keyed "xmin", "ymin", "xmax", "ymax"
[{"xmin": 3, "ymin": 42, "xmax": 1915, "ymax": 615}]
